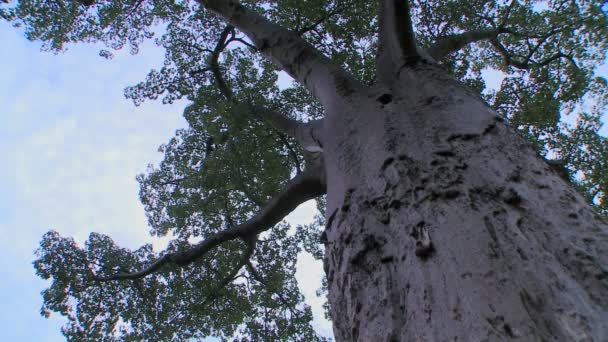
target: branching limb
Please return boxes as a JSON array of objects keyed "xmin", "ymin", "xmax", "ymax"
[
  {"xmin": 426, "ymin": 26, "xmax": 556, "ymax": 61},
  {"xmin": 93, "ymin": 164, "xmax": 326, "ymax": 281},
  {"xmin": 198, "ymin": 0, "xmax": 361, "ymax": 107},
  {"xmin": 248, "ymin": 105, "xmax": 301, "ymax": 138},
  {"xmin": 376, "ymin": 0, "xmax": 421, "ymax": 83},
  {"xmin": 210, "ymin": 25, "xmax": 236, "ymax": 99},
  {"xmin": 427, "ymin": 29, "xmax": 503, "ymax": 60},
  {"xmin": 428, "ymin": 24, "xmax": 576, "ymax": 70},
  {"xmin": 204, "ymin": 24, "xmax": 313, "ymax": 144},
  {"xmin": 205, "ymin": 24, "xmax": 325, "ymax": 153},
  {"xmin": 246, "ymin": 261, "xmax": 263, "ymax": 284},
  {"xmin": 73, "ymin": 0, "xmax": 94, "ymax": 6},
  {"xmin": 426, "ymin": 0, "xmax": 569, "ymax": 62},
  {"xmin": 296, "ymin": 4, "xmax": 344, "ymax": 35},
  {"xmin": 248, "ymin": 105, "xmax": 324, "ymax": 155},
  {"xmin": 212, "ymin": 237, "xmax": 257, "ymax": 291},
  {"xmin": 272, "ymin": 130, "xmax": 303, "ymax": 174},
  {"xmin": 194, "ymin": 238, "xmax": 256, "ymax": 310},
  {"xmin": 385, "ymin": 0, "xmax": 418, "ymax": 60},
  {"xmin": 490, "ymin": 38, "xmax": 577, "ymax": 70},
  {"xmin": 246, "ymin": 261, "xmax": 301, "ymax": 319}
]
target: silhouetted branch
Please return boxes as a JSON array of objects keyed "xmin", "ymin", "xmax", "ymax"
[
  {"xmin": 428, "ymin": 29, "xmax": 503, "ymax": 60},
  {"xmin": 490, "ymin": 38, "xmax": 577, "ymax": 70},
  {"xmin": 205, "ymin": 25, "xmax": 309, "ymax": 142},
  {"xmin": 273, "ymin": 130, "xmax": 303, "ymax": 174},
  {"xmin": 198, "ymin": 0, "xmax": 361, "ymax": 104},
  {"xmin": 210, "ymin": 25, "xmax": 235, "ymax": 99},
  {"xmin": 297, "ymin": 5, "xmax": 344, "ymax": 35},
  {"xmin": 93, "ymin": 165, "xmax": 325, "ymax": 281},
  {"xmin": 213, "ymin": 237, "xmax": 257, "ymax": 290}
]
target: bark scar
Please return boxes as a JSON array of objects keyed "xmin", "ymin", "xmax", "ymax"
[{"xmin": 411, "ymin": 221, "xmax": 434, "ymax": 259}]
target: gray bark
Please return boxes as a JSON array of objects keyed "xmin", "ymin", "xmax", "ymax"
[
  {"xmin": 376, "ymin": 0, "xmax": 419, "ymax": 84},
  {"xmin": 321, "ymin": 64, "xmax": 608, "ymax": 341},
  {"xmin": 200, "ymin": 0, "xmax": 362, "ymax": 109}
]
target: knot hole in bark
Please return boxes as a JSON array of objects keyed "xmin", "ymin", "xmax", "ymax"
[
  {"xmin": 411, "ymin": 221, "xmax": 434, "ymax": 259},
  {"xmin": 376, "ymin": 93, "xmax": 393, "ymax": 105}
]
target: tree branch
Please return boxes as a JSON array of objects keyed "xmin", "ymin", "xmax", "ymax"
[
  {"xmin": 184, "ymin": 238, "xmax": 256, "ymax": 316},
  {"xmin": 211, "ymin": 237, "xmax": 256, "ymax": 292},
  {"xmin": 490, "ymin": 38, "xmax": 576, "ymax": 70},
  {"xmin": 427, "ymin": 29, "xmax": 503, "ymax": 60},
  {"xmin": 204, "ymin": 25, "xmax": 312, "ymax": 144},
  {"xmin": 426, "ymin": 0, "xmax": 569, "ymax": 62},
  {"xmin": 73, "ymin": 0, "xmax": 94, "ymax": 6},
  {"xmin": 273, "ymin": 130, "xmax": 303, "ymax": 174},
  {"xmin": 376, "ymin": 0, "xmax": 420, "ymax": 83},
  {"xmin": 210, "ymin": 25, "xmax": 235, "ymax": 99},
  {"xmin": 296, "ymin": 4, "xmax": 344, "ymax": 36},
  {"xmin": 248, "ymin": 105, "xmax": 300, "ymax": 137},
  {"xmin": 93, "ymin": 165, "xmax": 325, "ymax": 281},
  {"xmin": 246, "ymin": 261, "xmax": 301, "ymax": 318},
  {"xmin": 250, "ymin": 107, "xmax": 324, "ymax": 154},
  {"xmin": 248, "ymin": 105, "xmax": 326, "ymax": 155},
  {"xmin": 387, "ymin": 0, "xmax": 418, "ymax": 59},
  {"xmin": 198, "ymin": 0, "xmax": 361, "ymax": 107},
  {"xmin": 203, "ymin": 11, "xmax": 327, "ymax": 170},
  {"xmin": 426, "ymin": 26, "xmax": 562, "ymax": 61},
  {"xmin": 230, "ymin": 37, "xmax": 256, "ymax": 50}
]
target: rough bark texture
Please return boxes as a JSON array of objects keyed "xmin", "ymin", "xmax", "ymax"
[
  {"xmin": 321, "ymin": 64, "xmax": 608, "ymax": 341},
  {"xmin": 201, "ymin": 0, "xmax": 361, "ymax": 108}
]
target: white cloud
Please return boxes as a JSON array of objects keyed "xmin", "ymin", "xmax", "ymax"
[
  {"xmin": 287, "ymin": 201, "xmax": 334, "ymax": 338},
  {"xmin": 0, "ymin": 22, "xmax": 187, "ymax": 340}
]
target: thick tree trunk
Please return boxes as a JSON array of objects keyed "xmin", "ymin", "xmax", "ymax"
[{"xmin": 322, "ymin": 65, "xmax": 608, "ymax": 341}]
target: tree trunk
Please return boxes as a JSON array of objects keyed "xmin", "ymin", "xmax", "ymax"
[{"xmin": 322, "ymin": 64, "xmax": 608, "ymax": 341}]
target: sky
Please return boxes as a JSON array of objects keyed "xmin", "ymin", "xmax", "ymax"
[{"xmin": 0, "ymin": 21, "xmax": 330, "ymax": 340}]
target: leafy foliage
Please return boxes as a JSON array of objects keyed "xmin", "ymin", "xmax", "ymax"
[
  {"xmin": 414, "ymin": 0, "xmax": 608, "ymax": 210},
  {"xmin": 36, "ymin": 225, "xmax": 324, "ymax": 341},
  {"xmin": 3, "ymin": 0, "xmax": 606, "ymax": 339}
]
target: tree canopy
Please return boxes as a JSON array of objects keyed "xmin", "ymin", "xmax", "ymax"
[{"xmin": 3, "ymin": 0, "xmax": 607, "ymax": 340}]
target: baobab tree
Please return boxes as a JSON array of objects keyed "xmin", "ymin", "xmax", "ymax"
[{"xmin": 4, "ymin": 0, "xmax": 607, "ymax": 340}]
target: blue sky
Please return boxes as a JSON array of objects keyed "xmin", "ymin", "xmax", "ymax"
[
  {"xmin": 0, "ymin": 19, "xmax": 330, "ymax": 341},
  {"xmin": 0, "ymin": 21, "xmax": 182, "ymax": 340}
]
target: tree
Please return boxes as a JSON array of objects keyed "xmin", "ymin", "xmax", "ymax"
[{"xmin": 4, "ymin": 0, "xmax": 608, "ymax": 340}]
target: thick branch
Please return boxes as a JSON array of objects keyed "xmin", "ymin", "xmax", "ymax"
[
  {"xmin": 426, "ymin": 26, "xmax": 558, "ymax": 61},
  {"xmin": 428, "ymin": 29, "xmax": 503, "ymax": 60},
  {"xmin": 249, "ymin": 104, "xmax": 324, "ymax": 154},
  {"xmin": 94, "ymin": 165, "xmax": 326, "ymax": 281},
  {"xmin": 376, "ymin": 0, "xmax": 420, "ymax": 83},
  {"xmin": 249, "ymin": 105, "xmax": 301, "ymax": 138},
  {"xmin": 206, "ymin": 25, "xmax": 325, "ymax": 171},
  {"xmin": 210, "ymin": 25, "xmax": 235, "ymax": 99},
  {"xmin": 386, "ymin": 0, "xmax": 418, "ymax": 59},
  {"xmin": 210, "ymin": 66, "xmax": 311, "ymax": 144},
  {"xmin": 246, "ymin": 261, "xmax": 298, "ymax": 312},
  {"xmin": 199, "ymin": 0, "xmax": 361, "ymax": 107},
  {"xmin": 205, "ymin": 25, "xmax": 312, "ymax": 144}
]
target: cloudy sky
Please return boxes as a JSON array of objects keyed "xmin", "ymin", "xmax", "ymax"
[{"xmin": 0, "ymin": 20, "xmax": 330, "ymax": 340}]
